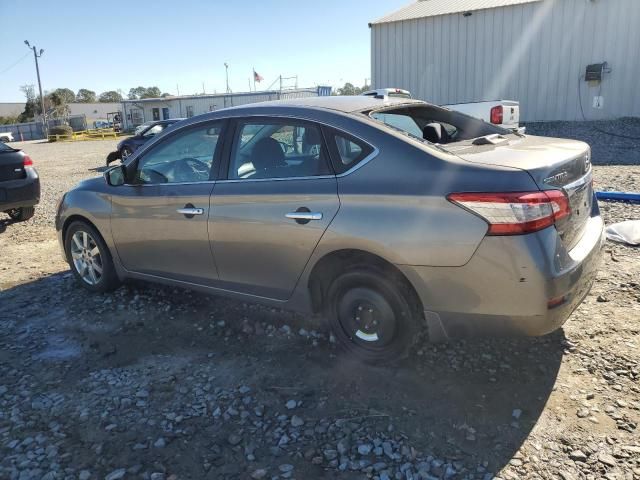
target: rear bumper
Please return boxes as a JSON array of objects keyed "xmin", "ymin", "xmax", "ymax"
[
  {"xmin": 399, "ymin": 211, "xmax": 605, "ymax": 341},
  {"xmin": 0, "ymin": 167, "xmax": 40, "ymax": 211}
]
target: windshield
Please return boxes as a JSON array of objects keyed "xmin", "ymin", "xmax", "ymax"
[
  {"xmin": 135, "ymin": 122, "xmax": 153, "ymax": 135},
  {"xmin": 143, "ymin": 124, "xmax": 164, "ymax": 137},
  {"xmin": 370, "ymin": 104, "xmax": 507, "ymax": 147}
]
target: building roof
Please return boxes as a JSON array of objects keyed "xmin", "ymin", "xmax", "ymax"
[
  {"xmin": 121, "ymin": 88, "xmax": 319, "ymax": 104},
  {"xmin": 371, "ymin": 0, "xmax": 542, "ymax": 24},
  {"xmin": 230, "ymin": 95, "xmax": 426, "ymax": 114}
]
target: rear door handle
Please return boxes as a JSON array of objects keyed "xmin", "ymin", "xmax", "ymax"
[{"xmin": 285, "ymin": 212, "xmax": 323, "ymax": 221}]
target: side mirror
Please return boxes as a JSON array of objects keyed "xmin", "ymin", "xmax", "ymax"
[{"xmin": 104, "ymin": 165, "xmax": 126, "ymax": 186}]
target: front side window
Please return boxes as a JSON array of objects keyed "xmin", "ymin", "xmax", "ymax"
[
  {"xmin": 229, "ymin": 120, "xmax": 330, "ymax": 180},
  {"xmin": 134, "ymin": 123, "xmax": 222, "ymax": 184}
]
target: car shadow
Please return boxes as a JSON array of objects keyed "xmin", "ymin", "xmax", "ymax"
[{"xmin": 1, "ymin": 273, "xmax": 565, "ymax": 477}]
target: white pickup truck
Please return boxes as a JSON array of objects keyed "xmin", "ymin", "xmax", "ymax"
[
  {"xmin": 362, "ymin": 89, "xmax": 521, "ymax": 131},
  {"xmin": 443, "ymin": 100, "xmax": 520, "ymax": 131}
]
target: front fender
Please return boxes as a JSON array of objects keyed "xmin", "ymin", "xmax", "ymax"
[{"xmin": 55, "ymin": 189, "xmax": 117, "ymax": 267}]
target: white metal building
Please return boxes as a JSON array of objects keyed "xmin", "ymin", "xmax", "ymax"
[
  {"xmin": 371, "ymin": 0, "xmax": 640, "ymax": 122},
  {"xmin": 68, "ymin": 103, "xmax": 121, "ymax": 127},
  {"xmin": 120, "ymin": 87, "xmax": 329, "ymax": 130},
  {"xmin": 0, "ymin": 103, "xmax": 26, "ymax": 118}
]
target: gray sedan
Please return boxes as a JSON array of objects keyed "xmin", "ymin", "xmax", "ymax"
[{"xmin": 56, "ymin": 95, "xmax": 604, "ymax": 362}]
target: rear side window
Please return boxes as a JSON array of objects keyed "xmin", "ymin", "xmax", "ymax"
[
  {"xmin": 229, "ymin": 120, "xmax": 331, "ymax": 180},
  {"xmin": 328, "ymin": 132, "xmax": 374, "ymax": 174}
]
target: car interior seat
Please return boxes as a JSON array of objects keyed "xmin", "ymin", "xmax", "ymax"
[
  {"xmin": 250, "ymin": 137, "xmax": 286, "ymax": 177},
  {"xmin": 422, "ymin": 122, "xmax": 451, "ymax": 144}
]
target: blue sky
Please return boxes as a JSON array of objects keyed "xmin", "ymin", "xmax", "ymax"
[{"xmin": 0, "ymin": 0, "xmax": 408, "ymax": 102}]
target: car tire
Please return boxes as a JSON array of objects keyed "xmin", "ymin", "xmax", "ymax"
[
  {"xmin": 106, "ymin": 151, "xmax": 120, "ymax": 166},
  {"xmin": 324, "ymin": 266, "xmax": 421, "ymax": 364},
  {"xmin": 64, "ymin": 221, "xmax": 121, "ymax": 293},
  {"xmin": 121, "ymin": 146, "xmax": 132, "ymax": 160},
  {"xmin": 6, "ymin": 207, "xmax": 35, "ymax": 222}
]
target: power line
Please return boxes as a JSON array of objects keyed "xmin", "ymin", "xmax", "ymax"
[{"xmin": 0, "ymin": 52, "xmax": 30, "ymax": 75}]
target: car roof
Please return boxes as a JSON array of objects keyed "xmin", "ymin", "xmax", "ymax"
[{"xmin": 228, "ymin": 95, "xmax": 426, "ymax": 114}]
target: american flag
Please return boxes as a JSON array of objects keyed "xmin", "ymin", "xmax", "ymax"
[{"xmin": 253, "ymin": 70, "xmax": 264, "ymax": 83}]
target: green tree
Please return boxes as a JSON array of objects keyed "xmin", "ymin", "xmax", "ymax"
[
  {"xmin": 336, "ymin": 82, "xmax": 370, "ymax": 96},
  {"xmin": 337, "ymin": 82, "xmax": 357, "ymax": 96},
  {"xmin": 76, "ymin": 88, "xmax": 97, "ymax": 103},
  {"xmin": 128, "ymin": 86, "xmax": 163, "ymax": 99},
  {"xmin": 127, "ymin": 86, "xmax": 146, "ymax": 100},
  {"xmin": 0, "ymin": 115, "xmax": 20, "ymax": 125},
  {"xmin": 98, "ymin": 90, "xmax": 124, "ymax": 102},
  {"xmin": 46, "ymin": 91, "xmax": 70, "ymax": 117},
  {"xmin": 19, "ymin": 84, "xmax": 38, "ymax": 121},
  {"xmin": 141, "ymin": 86, "xmax": 162, "ymax": 99},
  {"xmin": 51, "ymin": 88, "xmax": 76, "ymax": 104}
]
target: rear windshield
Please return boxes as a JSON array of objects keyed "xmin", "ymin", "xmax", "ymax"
[
  {"xmin": 0, "ymin": 142, "xmax": 13, "ymax": 152},
  {"xmin": 369, "ymin": 104, "xmax": 508, "ymax": 147}
]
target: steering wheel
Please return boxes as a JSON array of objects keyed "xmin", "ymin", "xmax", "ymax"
[{"xmin": 173, "ymin": 157, "xmax": 210, "ymax": 182}]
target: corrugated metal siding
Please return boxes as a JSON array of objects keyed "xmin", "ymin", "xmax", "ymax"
[
  {"xmin": 372, "ymin": 0, "xmax": 541, "ymax": 24},
  {"xmin": 371, "ymin": 0, "xmax": 640, "ymax": 122}
]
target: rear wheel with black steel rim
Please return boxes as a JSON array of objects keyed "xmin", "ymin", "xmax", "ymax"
[
  {"xmin": 64, "ymin": 221, "xmax": 121, "ymax": 293},
  {"xmin": 325, "ymin": 267, "xmax": 420, "ymax": 363}
]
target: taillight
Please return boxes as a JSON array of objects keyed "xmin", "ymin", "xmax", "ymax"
[
  {"xmin": 23, "ymin": 155, "xmax": 34, "ymax": 167},
  {"xmin": 447, "ymin": 190, "xmax": 570, "ymax": 235},
  {"xmin": 490, "ymin": 105, "xmax": 503, "ymax": 124}
]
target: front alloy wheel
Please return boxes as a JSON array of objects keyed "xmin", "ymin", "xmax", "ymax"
[
  {"xmin": 70, "ymin": 230, "xmax": 103, "ymax": 285},
  {"xmin": 65, "ymin": 221, "xmax": 121, "ymax": 293}
]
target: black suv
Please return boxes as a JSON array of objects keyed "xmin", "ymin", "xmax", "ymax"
[
  {"xmin": 0, "ymin": 143, "xmax": 40, "ymax": 221},
  {"xmin": 106, "ymin": 119, "xmax": 184, "ymax": 165}
]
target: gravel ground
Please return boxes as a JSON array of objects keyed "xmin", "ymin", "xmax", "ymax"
[
  {"xmin": 0, "ymin": 132, "xmax": 639, "ymax": 480},
  {"xmin": 526, "ymin": 118, "xmax": 640, "ymax": 166}
]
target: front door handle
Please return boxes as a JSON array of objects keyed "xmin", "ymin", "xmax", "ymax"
[
  {"xmin": 285, "ymin": 212, "xmax": 323, "ymax": 221},
  {"xmin": 177, "ymin": 204, "xmax": 204, "ymax": 219}
]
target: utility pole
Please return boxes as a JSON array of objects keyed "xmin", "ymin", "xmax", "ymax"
[
  {"xmin": 24, "ymin": 40, "xmax": 47, "ymax": 137},
  {"xmin": 224, "ymin": 63, "xmax": 231, "ymax": 93}
]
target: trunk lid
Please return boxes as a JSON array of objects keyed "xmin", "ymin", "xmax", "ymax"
[
  {"xmin": 446, "ymin": 135, "xmax": 593, "ymax": 249},
  {"xmin": 0, "ymin": 147, "xmax": 26, "ymax": 182}
]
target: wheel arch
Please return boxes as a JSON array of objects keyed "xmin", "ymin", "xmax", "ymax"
[
  {"xmin": 62, "ymin": 214, "xmax": 105, "ymax": 247},
  {"xmin": 307, "ymin": 248, "xmax": 423, "ymax": 315}
]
